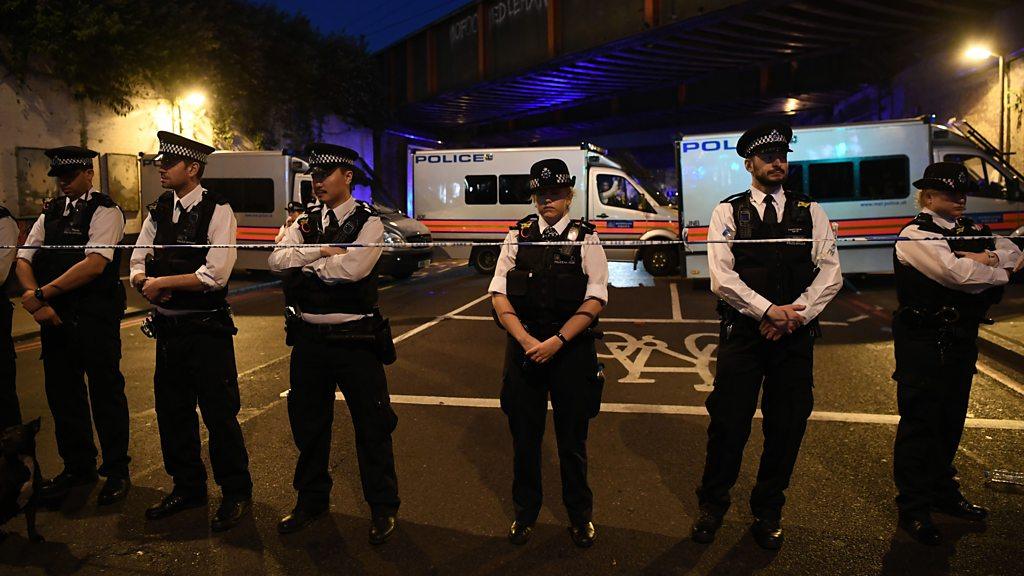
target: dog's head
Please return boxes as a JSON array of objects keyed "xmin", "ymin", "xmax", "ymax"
[{"xmin": 1, "ymin": 418, "xmax": 41, "ymax": 458}]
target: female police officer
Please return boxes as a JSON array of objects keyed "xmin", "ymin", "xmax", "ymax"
[
  {"xmin": 893, "ymin": 161, "xmax": 1021, "ymax": 545},
  {"xmin": 490, "ymin": 158, "xmax": 608, "ymax": 548}
]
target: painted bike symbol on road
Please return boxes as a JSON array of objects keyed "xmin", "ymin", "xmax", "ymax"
[{"xmin": 597, "ymin": 332, "xmax": 718, "ymax": 391}]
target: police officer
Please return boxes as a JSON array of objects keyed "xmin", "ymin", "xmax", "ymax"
[
  {"xmin": 490, "ymin": 158, "xmax": 608, "ymax": 548},
  {"xmin": 130, "ymin": 131, "xmax": 253, "ymax": 531},
  {"xmin": 691, "ymin": 123, "xmax": 842, "ymax": 550},
  {"xmin": 0, "ymin": 204, "xmax": 20, "ymax": 430},
  {"xmin": 892, "ymin": 162, "xmax": 1021, "ymax": 545},
  {"xmin": 15, "ymin": 146, "xmax": 131, "ymax": 505},
  {"xmin": 268, "ymin": 143, "xmax": 400, "ymax": 545}
]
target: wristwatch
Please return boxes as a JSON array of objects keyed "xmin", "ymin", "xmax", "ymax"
[
  {"xmin": 556, "ymin": 332, "xmax": 569, "ymax": 345},
  {"xmin": 33, "ymin": 287, "xmax": 46, "ymax": 302}
]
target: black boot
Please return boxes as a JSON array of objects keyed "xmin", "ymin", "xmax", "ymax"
[
  {"xmin": 97, "ymin": 476, "xmax": 131, "ymax": 506},
  {"xmin": 369, "ymin": 514, "xmax": 397, "ymax": 545},
  {"xmin": 278, "ymin": 505, "xmax": 327, "ymax": 534},
  {"xmin": 211, "ymin": 498, "xmax": 252, "ymax": 532}
]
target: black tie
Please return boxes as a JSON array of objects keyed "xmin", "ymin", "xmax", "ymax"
[
  {"xmin": 66, "ymin": 201, "xmax": 79, "ymax": 220},
  {"xmin": 763, "ymin": 195, "xmax": 778, "ymax": 227},
  {"xmin": 542, "ymin": 226, "xmax": 558, "ymax": 240},
  {"xmin": 175, "ymin": 201, "xmax": 186, "ymax": 220},
  {"xmin": 326, "ymin": 209, "xmax": 339, "ymax": 229}
]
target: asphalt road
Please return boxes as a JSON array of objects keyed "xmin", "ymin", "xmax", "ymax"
[{"xmin": 2, "ymin": 260, "xmax": 1023, "ymax": 576}]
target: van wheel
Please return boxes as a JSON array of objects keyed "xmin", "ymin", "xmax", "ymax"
[
  {"xmin": 471, "ymin": 246, "xmax": 499, "ymax": 275},
  {"xmin": 642, "ymin": 246, "xmax": 679, "ymax": 276}
]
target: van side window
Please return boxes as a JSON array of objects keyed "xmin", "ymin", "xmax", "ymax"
[
  {"xmin": 860, "ymin": 157, "xmax": 909, "ymax": 200},
  {"xmin": 789, "ymin": 155, "xmax": 909, "ymax": 202},
  {"xmin": 202, "ymin": 178, "xmax": 275, "ymax": 213},
  {"xmin": 943, "ymin": 154, "xmax": 1008, "ymax": 199},
  {"xmin": 597, "ymin": 174, "xmax": 654, "ymax": 212},
  {"xmin": 785, "ymin": 164, "xmax": 804, "ymax": 195},
  {"xmin": 499, "ymin": 174, "xmax": 533, "ymax": 204},
  {"xmin": 465, "ymin": 175, "xmax": 497, "ymax": 205},
  {"xmin": 808, "ymin": 162, "xmax": 855, "ymax": 201}
]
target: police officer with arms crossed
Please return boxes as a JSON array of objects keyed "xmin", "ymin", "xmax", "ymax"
[
  {"xmin": 892, "ymin": 162, "xmax": 1021, "ymax": 545},
  {"xmin": 130, "ymin": 131, "xmax": 253, "ymax": 531},
  {"xmin": 16, "ymin": 146, "xmax": 131, "ymax": 506},
  {"xmin": 269, "ymin": 143, "xmax": 400, "ymax": 545},
  {"xmin": 490, "ymin": 159, "xmax": 608, "ymax": 548},
  {"xmin": 691, "ymin": 123, "xmax": 842, "ymax": 550},
  {"xmin": 0, "ymin": 203, "xmax": 19, "ymax": 430}
]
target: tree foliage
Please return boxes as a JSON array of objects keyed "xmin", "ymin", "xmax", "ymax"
[{"xmin": 0, "ymin": 0, "xmax": 385, "ymax": 147}]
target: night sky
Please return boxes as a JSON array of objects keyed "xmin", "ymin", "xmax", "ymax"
[{"xmin": 255, "ymin": 0, "xmax": 476, "ymax": 53}]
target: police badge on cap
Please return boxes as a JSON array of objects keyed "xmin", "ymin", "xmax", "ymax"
[
  {"xmin": 45, "ymin": 146, "xmax": 98, "ymax": 177},
  {"xmin": 154, "ymin": 131, "xmax": 215, "ymax": 164},
  {"xmin": 913, "ymin": 161, "xmax": 979, "ymax": 194},
  {"xmin": 736, "ymin": 122, "xmax": 794, "ymax": 158},
  {"xmin": 528, "ymin": 159, "xmax": 576, "ymax": 192},
  {"xmin": 304, "ymin": 142, "xmax": 360, "ymax": 172}
]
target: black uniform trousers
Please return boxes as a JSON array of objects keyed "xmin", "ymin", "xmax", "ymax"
[
  {"xmin": 892, "ymin": 315, "xmax": 977, "ymax": 520},
  {"xmin": 697, "ymin": 317, "xmax": 815, "ymax": 522},
  {"xmin": 500, "ymin": 331, "xmax": 602, "ymax": 526},
  {"xmin": 287, "ymin": 327, "xmax": 400, "ymax": 515},
  {"xmin": 0, "ymin": 300, "xmax": 19, "ymax": 429},
  {"xmin": 39, "ymin": 307, "xmax": 130, "ymax": 478},
  {"xmin": 154, "ymin": 317, "xmax": 252, "ymax": 500}
]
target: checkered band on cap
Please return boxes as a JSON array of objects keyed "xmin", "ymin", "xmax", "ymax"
[
  {"xmin": 743, "ymin": 129, "xmax": 789, "ymax": 156},
  {"xmin": 308, "ymin": 150, "xmax": 356, "ymax": 168},
  {"xmin": 50, "ymin": 156, "xmax": 93, "ymax": 169},
  {"xmin": 158, "ymin": 141, "xmax": 210, "ymax": 163},
  {"xmin": 528, "ymin": 171, "xmax": 573, "ymax": 190}
]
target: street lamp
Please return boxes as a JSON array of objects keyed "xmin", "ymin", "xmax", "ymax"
[
  {"xmin": 964, "ymin": 44, "xmax": 1006, "ymax": 154},
  {"xmin": 174, "ymin": 90, "xmax": 207, "ymax": 135}
]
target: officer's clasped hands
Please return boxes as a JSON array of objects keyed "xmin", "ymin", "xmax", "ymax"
[
  {"xmin": 524, "ymin": 335, "xmax": 563, "ymax": 363},
  {"xmin": 760, "ymin": 303, "xmax": 806, "ymax": 340}
]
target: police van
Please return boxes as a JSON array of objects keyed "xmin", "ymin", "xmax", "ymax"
[
  {"xmin": 677, "ymin": 117, "xmax": 1024, "ymax": 277},
  {"xmin": 139, "ymin": 151, "xmax": 432, "ymax": 276},
  {"xmin": 412, "ymin": 144, "xmax": 681, "ymax": 275}
]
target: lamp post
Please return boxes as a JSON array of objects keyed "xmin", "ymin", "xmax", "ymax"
[{"xmin": 964, "ymin": 45, "xmax": 1006, "ymax": 154}]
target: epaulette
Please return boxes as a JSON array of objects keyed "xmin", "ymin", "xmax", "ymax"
[
  {"xmin": 574, "ymin": 219, "xmax": 596, "ymax": 235},
  {"xmin": 354, "ymin": 200, "xmax": 379, "ymax": 217},
  {"xmin": 203, "ymin": 190, "xmax": 230, "ymax": 205},
  {"xmin": 89, "ymin": 192, "xmax": 117, "ymax": 208},
  {"xmin": 721, "ymin": 191, "xmax": 750, "ymax": 204},
  {"xmin": 513, "ymin": 213, "xmax": 539, "ymax": 230}
]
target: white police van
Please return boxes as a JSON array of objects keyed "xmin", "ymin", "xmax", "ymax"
[
  {"xmin": 412, "ymin": 144, "xmax": 681, "ymax": 275},
  {"xmin": 676, "ymin": 117, "xmax": 1024, "ymax": 278}
]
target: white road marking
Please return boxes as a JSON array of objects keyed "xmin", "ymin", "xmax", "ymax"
[
  {"xmin": 393, "ymin": 293, "xmax": 491, "ymax": 344},
  {"xmin": 846, "ymin": 314, "xmax": 870, "ymax": 323},
  {"xmin": 315, "ymin": 393, "xmax": 1024, "ymax": 430},
  {"xmin": 980, "ymin": 327, "xmax": 1024, "ymax": 358},
  {"xmin": 977, "ymin": 360, "xmax": 1024, "ymax": 398},
  {"xmin": 669, "ymin": 282, "xmax": 682, "ymax": 320}
]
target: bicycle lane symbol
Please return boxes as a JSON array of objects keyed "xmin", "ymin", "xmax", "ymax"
[{"xmin": 597, "ymin": 331, "xmax": 718, "ymax": 391}]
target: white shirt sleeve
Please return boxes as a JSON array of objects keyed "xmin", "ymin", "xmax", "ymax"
[
  {"xmin": 707, "ymin": 203, "xmax": 773, "ymax": 320},
  {"xmin": 84, "ymin": 205, "xmax": 125, "ymax": 261},
  {"xmin": 268, "ymin": 218, "xmax": 323, "ymax": 272},
  {"xmin": 0, "ymin": 217, "xmax": 19, "ymax": 285},
  {"xmin": 130, "ymin": 214, "xmax": 156, "ymax": 281},
  {"xmin": 488, "ymin": 230, "xmax": 519, "ymax": 295},
  {"xmin": 896, "ymin": 225, "xmax": 1010, "ymax": 293},
  {"xmin": 582, "ymin": 231, "xmax": 609, "ymax": 304},
  {"xmin": 305, "ymin": 216, "xmax": 383, "ymax": 284},
  {"xmin": 195, "ymin": 203, "xmax": 237, "ymax": 289},
  {"xmin": 992, "ymin": 236, "xmax": 1023, "ymax": 268},
  {"xmin": 791, "ymin": 203, "xmax": 842, "ymax": 322},
  {"xmin": 16, "ymin": 215, "xmax": 46, "ymax": 263}
]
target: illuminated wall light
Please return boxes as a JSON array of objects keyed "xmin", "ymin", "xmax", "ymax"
[{"xmin": 784, "ymin": 98, "xmax": 800, "ymax": 113}]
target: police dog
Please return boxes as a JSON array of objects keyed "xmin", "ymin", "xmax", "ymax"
[{"xmin": 0, "ymin": 418, "xmax": 43, "ymax": 542}]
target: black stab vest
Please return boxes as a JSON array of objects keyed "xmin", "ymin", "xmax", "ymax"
[
  {"xmin": 505, "ymin": 214, "xmax": 594, "ymax": 326},
  {"xmin": 146, "ymin": 190, "xmax": 228, "ymax": 310},
  {"xmin": 724, "ymin": 190, "xmax": 817, "ymax": 308},
  {"xmin": 33, "ymin": 192, "xmax": 125, "ymax": 318},
  {"xmin": 893, "ymin": 213, "xmax": 1003, "ymax": 322},
  {"xmin": 283, "ymin": 201, "xmax": 379, "ymax": 315}
]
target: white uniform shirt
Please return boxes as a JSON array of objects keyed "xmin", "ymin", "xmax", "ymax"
[
  {"xmin": 268, "ymin": 196, "xmax": 384, "ymax": 324},
  {"xmin": 895, "ymin": 208, "xmax": 1018, "ymax": 293},
  {"xmin": 488, "ymin": 212, "xmax": 609, "ymax": 305},
  {"xmin": 130, "ymin": 184, "xmax": 237, "ymax": 315},
  {"xmin": 707, "ymin": 183, "xmax": 842, "ymax": 322},
  {"xmin": 0, "ymin": 212, "xmax": 19, "ymax": 286},
  {"xmin": 18, "ymin": 189, "xmax": 125, "ymax": 264}
]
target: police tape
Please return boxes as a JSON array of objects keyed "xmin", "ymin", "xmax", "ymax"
[{"xmin": 0, "ymin": 235, "xmax": 1014, "ymax": 250}]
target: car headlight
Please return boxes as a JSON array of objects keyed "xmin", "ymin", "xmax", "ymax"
[{"xmin": 383, "ymin": 229, "xmax": 404, "ymax": 245}]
